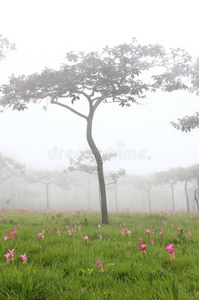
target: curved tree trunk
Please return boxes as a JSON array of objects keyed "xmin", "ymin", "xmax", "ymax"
[
  {"xmin": 86, "ymin": 113, "xmax": 108, "ymax": 224},
  {"xmin": 184, "ymin": 180, "xmax": 190, "ymax": 213}
]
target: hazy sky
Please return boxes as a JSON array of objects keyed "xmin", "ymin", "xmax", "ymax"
[{"xmin": 0, "ymin": 0, "xmax": 198, "ymax": 174}]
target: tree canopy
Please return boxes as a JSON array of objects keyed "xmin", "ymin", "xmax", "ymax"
[
  {"xmin": 0, "ymin": 153, "xmax": 24, "ymax": 184},
  {"xmin": 170, "ymin": 58, "xmax": 199, "ymax": 132},
  {"xmin": 0, "ymin": 34, "xmax": 15, "ymax": 62}
]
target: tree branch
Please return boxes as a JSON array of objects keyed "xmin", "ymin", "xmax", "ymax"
[{"xmin": 51, "ymin": 98, "xmax": 88, "ymax": 120}]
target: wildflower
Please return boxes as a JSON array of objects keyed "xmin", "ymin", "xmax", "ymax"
[
  {"xmin": 146, "ymin": 229, "xmax": 151, "ymax": 237},
  {"xmin": 7, "ymin": 232, "xmax": 10, "ymax": 236},
  {"xmin": 4, "ymin": 236, "xmax": 7, "ymax": 241},
  {"xmin": 119, "ymin": 224, "xmax": 121, "ymax": 227},
  {"xmin": 96, "ymin": 259, "xmax": 104, "ymax": 272},
  {"xmin": 20, "ymin": 253, "xmax": 28, "ymax": 264},
  {"xmin": 12, "ymin": 231, "xmax": 16, "ymax": 239},
  {"xmin": 98, "ymin": 224, "xmax": 101, "ymax": 228},
  {"xmin": 2, "ymin": 217, "xmax": 6, "ymax": 222},
  {"xmin": 159, "ymin": 231, "xmax": 163, "ymax": 236},
  {"xmin": 187, "ymin": 231, "xmax": 191, "ymax": 236},
  {"xmin": 139, "ymin": 238, "xmax": 142, "ymax": 242},
  {"xmin": 125, "ymin": 228, "xmax": 128, "ymax": 232},
  {"xmin": 18, "ymin": 223, "xmax": 20, "ymax": 227},
  {"xmin": 99, "ymin": 234, "xmax": 102, "ymax": 239},
  {"xmin": 127, "ymin": 230, "xmax": 131, "ymax": 235},
  {"xmin": 121, "ymin": 229, "xmax": 125, "ymax": 235},
  {"xmin": 140, "ymin": 244, "xmax": 146, "ymax": 255},
  {"xmin": 57, "ymin": 231, "xmax": 60, "ymax": 236},
  {"xmin": 150, "ymin": 239, "xmax": 154, "ymax": 245},
  {"xmin": 171, "ymin": 225, "xmax": 174, "ymax": 228},
  {"xmin": 166, "ymin": 243, "xmax": 175, "ymax": 260},
  {"xmin": 7, "ymin": 249, "xmax": 15, "ymax": 262},
  {"xmin": 163, "ymin": 221, "xmax": 166, "ymax": 225},
  {"xmin": 78, "ymin": 225, "xmax": 81, "ymax": 230},
  {"xmin": 177, "ymin": 228, "xmax": 180, "ymax": 233},
  {"xmin": 68, "ymin": 230, "xmax": 71, "ymax": 236},
  {"xmin": 84, "ymin": 236, "xmax": 88, "ymax": 244},
  {"xmin": 50, "ymin": 227, "xmax": 53, "ymax": 231}
]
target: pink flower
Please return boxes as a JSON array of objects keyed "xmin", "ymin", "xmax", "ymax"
[
  {"xmin": 78, "ymin": 226, "xmax": 81, "ymax": 230},
  {"xmin": 4, "ymin": 236, "xmax": 7, "ymax": 241},
  {"xmin": 2, "ymin": 217, "xmax": 6, "ymax": 222},
  {"xmin": 96, "ymin": 259, "xmax": 104, "ymax": 272},
  {"xmin": 68, "ymin": 230, "xmax": 71, "ymax": 236},
  {"xmin": 7, "ymin": 232, "xmax": 10, "ymax": 236},
  {"xmin": 98, "ymin": 224, "xmax": 101, "ymax": 228},
  {"xmin": 163, "ymin": 221, "xmax": 166, "ymax": 225},
  {"xmin": 99, "ymin": 234, "xmax": 102, "ymax": 239},
  {"xmin": 12, "ymin": 231, "xmax": 16, "ymax": 238},
  {"xmin": 50, "ymin": 227, "xmax": 53, "ymax": 231},
  {"xmin": 159, "ymin": 231, "xmax": 163, "ymax": 236},
  {"xmin": 172, "ymin": 225, "xmax": 174, "ymax": 228},
  {"xmin": 139, "ymin": 238, "xmax": 142, "ymax": 242},
  {"xmin": 177, "ymin": 228, "xmax": 180, "ymax": 233},
  {"xmin": 20, "ymin": 253, "xmax": 28, "ymax": 264},
  {"xmin": 38, "ymin": 233, "xmax": 43, "ymax": 238},
  {"xmin": 18, "ymin": 223, "xmax": 20, "ymax": 227},
  {"xmin": 150, "ymin": 239, "xmax": 154, "ymax": 245},
  {"xmin": 146, "ymin": 229, "xmax": 151, "ymax": 236},
  {"xmin": 84, "ymin": 236, "xmax": 88, "ymax": 244},
  {"xmin": 187, "ymin": 231, "xmax": 191, "ymax": 236},
  {"xmin": 166, "ymin": 243, "xmax": 175, "ymax": 260},
  {"xmin": 127, "ymin": 230, "xmax": 131, "ymax": 235},
  {"xmin": 121, "ymin": 229, "xmax": 125, "ymax": 235},
  {"xmin": 13, "ymin": 228, "xmax": 17, "ymax": 231},
  {"xmin": 140, "ymin": 244, "xmax": 146, "ymax": 255},
  {"xmin": 125, "ymin": 228, "xmax": 128, "ymax": 232},
  {"xmin": 140, "ymin": 244, "xmax": 146, "ymax": 251},
  {"xmin": 57, "ymin": 231, "xmax": 60, "ymax": 236}
]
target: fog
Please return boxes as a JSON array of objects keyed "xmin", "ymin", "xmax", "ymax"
[{"xmin": 0, "ymin": 0, "xmax": 198, "ymax": 211}]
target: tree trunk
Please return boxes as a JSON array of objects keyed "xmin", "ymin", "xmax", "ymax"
[
  {"xmin": 147, "ymin": 188, "xmax": 151, "ymax": 213},
  {"xmin": 184, "ymin": 180, "xmax": 190, "ymax": 213},
  {"xmin": 170, "ymin": 183, "xmax": 175, "ymax": 212},
  {"xmin": 86, "ymin": 114, "xmax": 108, "ymax": 224},
  {"xmin": 115, "ymin": 185, "xmax": 118, "ymax": 212},
  {"xmin": 46, "ymin": 183, "xmax": 49, "ymax": 209}
]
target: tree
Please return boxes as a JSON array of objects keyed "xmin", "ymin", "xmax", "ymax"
[
  {"xmin": 191, "ymin": 164, "xmax": 199, "ymax": 211},
  {"xmin": 0, "ymin": 39, "xmax": 192, "ymax": 223},
  {"xmin": 25, "ymin": 170, "xmax": 70, "ymax": 209},
  {"xmin": 106, "ymin": 168, "xmax": 126, "ymax": 211},
  {"xmin": 0, "ymin": 34, "xmax": 15, "ymax": 61},
  {"xmin": 0, "ymin": 153, "xmax": 24, "ymax": 184},
  {"xmin": 170, "ymin": 58, "xmax": 199, "ymax": 132}
]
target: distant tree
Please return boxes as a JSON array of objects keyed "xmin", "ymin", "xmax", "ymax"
[
  {"xmin": 0, "ymin": 34, "xmax": 15, "ymax": 61},
  {"xmin": 26, "ymin": 170, "xmax": 69, "ymax": 209},
  {"xmin": 156, "ymin": 169, "xmax": 178, "ymax": 212},
  {"xmin": 0, "ymin": 39, "xmax": 192, "ymax": 223},
  {"xmin": 106, "ymin": 168, "xmax": 126, "ymax": 211},
  {"xmin": 190, "ymin": 164, "xmax": 199, "ymax": 211},
  {"xmin": 0, "ymin": 153, "xmax": 24, "ymax": 184},
  {"xmin": 174, "ymin": 167, "xmax": 194, "ymax": 213}
]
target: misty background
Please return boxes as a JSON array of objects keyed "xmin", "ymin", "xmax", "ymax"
[{"xmin": 0, "ymin": 0, "xmax": 198, "ymax": 211}]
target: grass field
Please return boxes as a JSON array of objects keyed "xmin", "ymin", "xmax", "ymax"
[{"xmin": 0, "ymin": 208, "xmax": 199, "ymax": 300}]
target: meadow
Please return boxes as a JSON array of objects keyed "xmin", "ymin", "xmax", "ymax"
[{"xmin": 0, "ymin": 208, "xmax": 199, "ymax": 300}]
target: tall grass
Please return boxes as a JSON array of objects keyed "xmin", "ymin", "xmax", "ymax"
[{"xmin": 0, "ymin": 208, "xmax": 198, "ymax": 299}]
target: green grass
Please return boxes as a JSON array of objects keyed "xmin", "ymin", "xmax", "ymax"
[{"xmin": 0, "ymin": 208, "xmax": 199, "ymax": 299}]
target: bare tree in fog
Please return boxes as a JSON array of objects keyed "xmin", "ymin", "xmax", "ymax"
[{"xmin": 0, "ymin": 39, "xmax": 193, "ymax": 223}]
